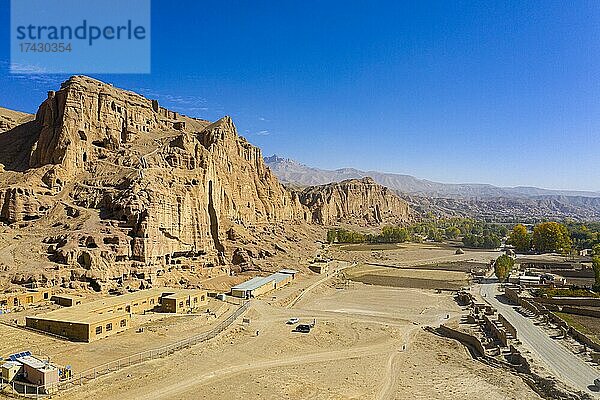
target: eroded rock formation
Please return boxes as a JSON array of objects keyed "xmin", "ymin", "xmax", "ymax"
[
  {"xmin": 298, "ymin": 177, "xmax": 410, "ymax": 225},
  {"xmin": 0, "ymin": 76, "xmax": 410, "ymax": 291}
]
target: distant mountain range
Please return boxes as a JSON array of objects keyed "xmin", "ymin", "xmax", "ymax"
[
  {"xmin": 265, "ymin": 155, "xmax": 600, "ymax": 221},
  {"xmin": 264, "ymin": 155, "xmax": 600, "ymax": 198}
]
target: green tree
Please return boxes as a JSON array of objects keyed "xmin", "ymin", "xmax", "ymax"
[
  {"xmin": 326, "ymin": 229, "xmax": 337, "ymax": 244},
  {"xmin": 494, "ymin": 254, "xmax": 515, "ymax": 282},
  {"xmin": 593, "ymin": 257, "xmax": 600, "ymax": 292},
  {"xmin": 593, "ymin": 244, "xmax": 600, "ymax": 257},
  {"xmin": 462, "ymin": 233, "xmax": 500, "ymax": 249},
  {"xmin": 444, "ymin": 226, "xmax": 461, "ymax": 240},
  {"xmin": 380, "ymin": 226, "xmax": 410, "ymax": 243},
  {"xmin": 532, "ymin": 222, "xmax": 572, "ymax": 254},
  {"xmin": 508, "ymin": 224, "xmax": 531, "ymax": 253}
]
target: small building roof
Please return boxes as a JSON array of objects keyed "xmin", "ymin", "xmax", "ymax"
[
  {"xmin": 519, "ymin": 275, "xmax": 541, "ymax": 282},
  {"xmin": 51, "ymin": 294, "xmax": 83, "ymax": 300},
  {"xmin": 270, "ymin": 272, "xmax": 292, "ymax": 284},
  {"xmin": 162, "ymin": 289, "xmax": 206, "ymax": 300},
  {"xmin": 278, "ymin": 269, "xmax": 298, "ymax": 275},
  {"xmin": 231, "ymin": 276, "xmax": 275, "ymax": 292},
  {"xmin": 1, "ymin": 361, "xmax": 22, "ymax": 369},
  {"xmin": 27, "ymin": 287, "xmax": 193, "ymax": 325},
  {"xmin": 18, "ymin": 356, "xmax": 57, "ymax": 371}
]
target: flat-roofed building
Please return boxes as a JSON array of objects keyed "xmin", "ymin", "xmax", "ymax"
[
  {"xmin": 231, "ymin": 270, "xmax": 298, "ymax": 298},
  {"xmin": 1, "ymin": 361, "xmax": 23, "ymax": 382},
  {"xmin": 51, "ymin": 294, "xmax": 83, "ymax": 307},
  {"xmin": 309, "ymin": 261, "xmax": 330, "ymax": 274},
  {"xmin": 270, "ymin": 272, "xmax": 293, "ymax": 289},
  {"xmin": 231, "ymin": 277, "xmax": 276, "ymax": 299},
  {"xmin": 160, "ymin": 289, "xmax": 208, "ymax": 313},
  {"xmin": 0, "ymin": 288, "xmax": 52, "ymax": 311},
  {"xmin": 26, "ymin": 306, "xmax": 131, "ymax": 342},
  {"xmin": 278, "ymin": 269, "xmax": 298, "ymax": 278},
  {"xmin": 18, "ymin": 356, "xmax": 59, "ymax": 389},
  {"xmin": 26, "ymin": 288, "xmax": 207, "ymax": 342}
]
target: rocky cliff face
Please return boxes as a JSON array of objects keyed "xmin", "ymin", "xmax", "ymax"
[
  {"xmin": 0, "ymin": 76, "xmax": 409, "ymax": 291},
  {"xmin": 298, "ymin": 177, "xmax": 411, "ymax": 225},
  {"xmin": 0, "ymin": 107, "xmax": 34, "ymax": 133}
]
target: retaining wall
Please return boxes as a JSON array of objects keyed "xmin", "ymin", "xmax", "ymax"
[
  {"xmin": 504, "ymin": 286, "xmax": 520, "ymax": 304},
  {"xmin": 568, "ymin": 326, "xmax": 600, "ymax": 352},
  {"xmin": 561, "ymin": 306, "xmax": 600, "ymax": 319},
  {"xmin": 534, "ymin": 297, "xmax": 600, "ymax": 307},
  {"xmin": 436, "ymin": 325, "xmax": 485, "ymax": 357},
  {"xmin": 498, "ymin": 313, "xmax": 517, "ymax": 340},
  {"xmin": 483, "ymin": 314, "xmax": 508, "ymax": 346}
]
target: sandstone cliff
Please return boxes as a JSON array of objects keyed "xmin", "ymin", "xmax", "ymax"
[
  {"xmin": 0, "ymin": 107, "xmax": 34, "ymax": 133},
  {"xmin": 0, "ymin": 76, "xmax": 409, "ymax": 291},
  {"xmin": 298, "ymin": 177, "xmax": 411, "ymax": 225}
]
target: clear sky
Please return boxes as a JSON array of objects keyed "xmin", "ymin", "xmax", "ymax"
[{"xmin": 0, "ymin": 1, "xmax": 599, "ymax": 191}]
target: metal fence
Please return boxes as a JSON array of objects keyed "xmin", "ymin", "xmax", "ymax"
[
  {"xmin": 0, "ymin": 301, "xmax": 250, "ymax": 398},
  {"xmin": 0, "ymin": 377, "xmax": 50, "ymax": 399}
]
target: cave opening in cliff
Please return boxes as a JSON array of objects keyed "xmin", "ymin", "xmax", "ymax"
[{"xmin": 208, "ymin": 180, "xmax": 225, "ymax": 254}]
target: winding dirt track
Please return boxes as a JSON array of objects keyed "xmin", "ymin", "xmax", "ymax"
[{"xmin": 127, "ymin": 341, "xmax": 393, "ymax": 400}]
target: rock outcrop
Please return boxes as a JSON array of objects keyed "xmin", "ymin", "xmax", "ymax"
[
  {"xmin": 0, "ymin": 76, "xmax": 410, "ymax": 291},
  {"xmin": 0, "ymin": 107, "xmax": 34, "ymax": 133},
  {"xmin": 298, "ymin": 177, "xmax": 411, "ymax": 225}
]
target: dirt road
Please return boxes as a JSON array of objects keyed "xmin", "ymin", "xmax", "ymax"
[{"xmin": 480, "ymin": 281, "xmax": 600, "ymax": 396}]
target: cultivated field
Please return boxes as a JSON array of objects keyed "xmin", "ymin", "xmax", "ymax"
[{"xmin": 344, "ymin": 264, "xmax": 470, "ymax": 290}]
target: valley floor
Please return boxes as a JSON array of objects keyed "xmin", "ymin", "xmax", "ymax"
[
  {"xmin": 0, "ymin": 243, "xmax": 542, "ymax": 399},
  {"xmin": 43, "ymin": 244, "xmax": 539, "ymax": 400}
]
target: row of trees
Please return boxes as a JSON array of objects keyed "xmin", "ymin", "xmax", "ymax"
[
  {"xmin": 326, "ymin": 217, "xmax": 508, "ymax": 246},
  {"xmin": 462, "ymin": 233, "xmax": 501, "ymax": 249},
  {"xmin": 326, "ymin": 228, "xmax": 367, "ymax": 244},
  {"xmin": 566, "ymin": 221, "xmax": 600, "ymax": 251},
  {"xmin": 328, "ymin": 219, "xmax": 599, "ymax": 256},
  {"xmin": 326, "ymin": 226, "xmax": 411, "ymax": 244},
  {"xmin": 508, "ymin": 222, "xmax": 573, "ymax": 254}
]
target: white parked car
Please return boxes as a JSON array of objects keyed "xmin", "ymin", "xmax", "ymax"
[{"xmin": 286, "ymin": 317, "xmax": 300, "ymax": 325}]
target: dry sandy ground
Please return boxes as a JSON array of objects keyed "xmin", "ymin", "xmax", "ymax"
[
  {"xmin": 54, "ymin": 283, "xmax": 540, "ymax": 400},
  {"xmin": 0, "ymin": 243, "xmax": 535, "ymax": 399},
  {"xmin": 0, "ymin": 299, "xmax": 235, "ymax": 372}
]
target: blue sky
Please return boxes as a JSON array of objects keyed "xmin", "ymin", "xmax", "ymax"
[{"xmin": 0, "ymin": 1, "xmax": 599, "ymax": 191}]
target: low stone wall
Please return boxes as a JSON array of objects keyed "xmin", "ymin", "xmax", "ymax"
[
  {"xmin": 519, "ymin": 298, "xmax": 542, "ymax": 315},
  {"xmin": 504, "ymin": 286, "xmax": 520, "ymax": 304},
  {"xmin": 498, "ymin": 313, "xmax": 517, "ymax": 340},
  {"xmin": 561, "ymin": 306, "xmax": 600, "ymax": 318},
  {"xmin": 456, "ymin": 291, "xmax": 473, "ymax": 306},
  {"xmin": 541, "ymin": 302, "xmax": 560, "ymax": 312},
  {"xmin": 507, "ymin": 345, "xmax": 531, "ymax": 373},
  {"xmin": 551, "ymin": 311, "xmax": 600, "ymax": 352},
  {"xmin": 535, "ymin": 297, "xmax": 600, "ymax": 307},
  {"xmin": 547, "ymin": 312, "xmax": 569, "ymax": 330},
  {"xmin": 483, "ymin": 314, "xmax": 508, "ymax": 347},
  {"xmin": 436, "ymin": 325, "xmax": 485, "ymax": 357},
  {"xmin": 568, "ymin": 326, "xmax": 600, "ymax": 352}
]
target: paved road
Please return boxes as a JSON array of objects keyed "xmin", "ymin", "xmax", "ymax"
[{"xmin": 480, "ymin": 282, "xmax": 599, "ymax": 396}]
